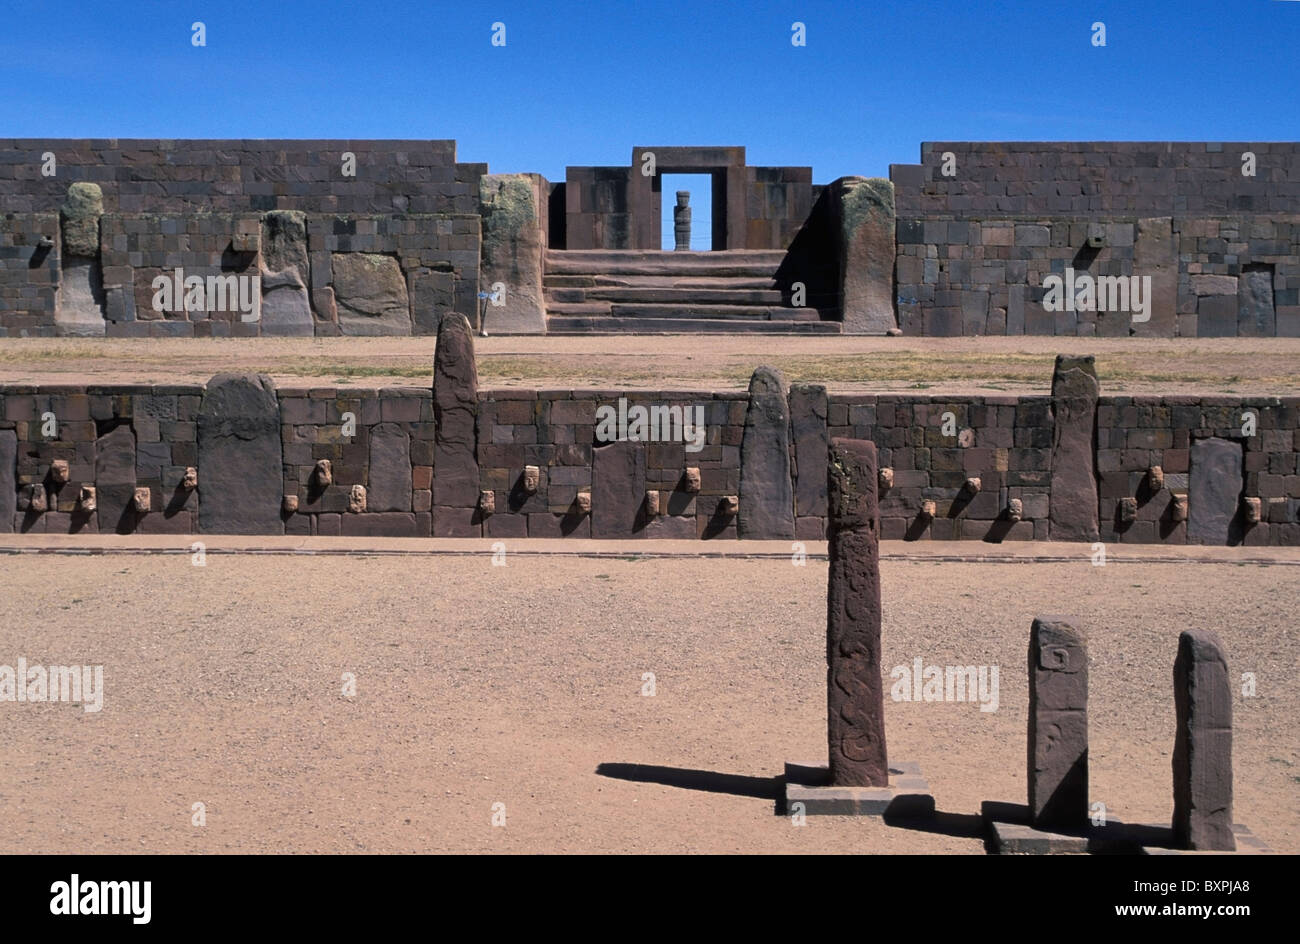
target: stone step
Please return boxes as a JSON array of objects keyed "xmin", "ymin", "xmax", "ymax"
[
  {"xmin": 545, "ymin": 249, "xmax": 787, "ymax": 278},
  {"xmin": 545, "ymin": 286, "xmax": 787, "ymax": 305},
  {"xmin": 544, "ymin": 274, "xmax": 779, "ymax": 290},
  {"xmin": 545, "ymin": 316, "xmax": 842, "ymax": 335},
  {"xmin": 608, "ymin": 303, "xmax": 824, "ymax": 321}
]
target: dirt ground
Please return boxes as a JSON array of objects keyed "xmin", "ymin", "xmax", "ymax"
[
  {"xmin": 2, "ymin": 335, "xmax": 1298, "ymax": 394},
  {"xmin": 0, "ymin": 549, "xmax": 1294, "ymax": 854}
]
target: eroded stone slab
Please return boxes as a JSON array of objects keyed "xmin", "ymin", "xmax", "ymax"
[
  {"xmin": 789, "ymin": 383, "xmax": 829, "ymax": 518},
  {"xmin": 197, "ymin": 373, "xmax": 283, "ymax": 534},
  {"xmin": 0, "ymin": 430, "xmax": 15, "ymax": 533},
  {"xmin": 592, "ymin": 440, "xmax": 646, "ymax": 538},
  {"xmin": 432, "ymin": 314, "xmax": 479, "ymax": 534},
  {"xmin": 479, "ymin": 174, "xmax": 545, "ymax": 334},
  {"xmin": 738, "ymin": 365, "xmax": 794, "ymax": 539},
  {"xmin": 94, "ymin": 424, "xmax": 137, "ymax": 534},
  {"xmin": 1173, "ymin": 629, "xmax": 1235, "ymax": 851},
  {"xmin": 1048, "ymin": 355, "xmax": 1099, "ymax": 542},
  {"xmin": 839, "ymin": 177, "xmax": 897, "ymax": 334},
  {"xmin": 368, "ymin": 422, "xmax": 412, "ymax": 512},
  {"xmin": 333, "ymin": 253, "xmax": 411, "ymax": 336},
  {"xmin": 1188, "ymin": 437, "xmax": 1243, "ymax": 545}
]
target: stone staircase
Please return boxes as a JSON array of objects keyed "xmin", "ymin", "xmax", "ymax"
[{"xmin": 543, "ymin": 250, "xmax": 841, "ymax": 334}]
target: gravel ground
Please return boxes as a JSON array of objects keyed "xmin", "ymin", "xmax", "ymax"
[
  {"xmin": 2, "ymin": 335, "xmax": 1298, "ymax": 394},
  {"xmin": 0, "ymin": 552, "xmax": 1295, "ymax": 854}
]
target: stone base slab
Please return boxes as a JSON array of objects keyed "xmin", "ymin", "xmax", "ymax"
[
  {"xmin": 784, "ymin": 760, "xmax": 934, "ymax": 817},
  {"xmin": 982, "ymin": 802, "xmax": 1272, "ymax": 854}
]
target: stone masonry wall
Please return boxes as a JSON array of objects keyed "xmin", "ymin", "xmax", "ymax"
[
  {"xmin": 3, "ymin": 375, "xmax": 1297, "ymax": 545},
  {"xmin": 0, "ymin": 139, "xmax": 485, "ymax": 336},
  {"xmin": 890, "ymin": 143, "xmax": 1300, "ymax": 337}
]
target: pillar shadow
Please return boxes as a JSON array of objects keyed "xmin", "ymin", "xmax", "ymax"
[{"xmin": 596, "ymin": 763, "xmax": 782, "ymax": 813}]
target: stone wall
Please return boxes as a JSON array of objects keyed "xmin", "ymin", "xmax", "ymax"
[
  {"xmin": 4, "ymin": 371, "xmax": 1297, "ymax": 545},
  {"xmin": 890, "ymin": 143, "xmax": 1300, "ymax": 337},
  {"xmin": 0, "ymin": 139, "xmax": 485, "ymax": 336}
]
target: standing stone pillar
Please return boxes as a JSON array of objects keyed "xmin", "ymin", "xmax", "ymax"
[
  {"xmin": 1028, "ymin": 616, "xmax": 1089, "ymax": 830},
  {"xmin": 673, "ymin": 191, "xmax": 691, "ymax": 251},
  {"xmin": 1048, "ymin": 354, "xmax": 1100, "ymax": 542},
  {"xmin": 1172, "ymin": 629, "xmax": 1235, "ymax": 850},
  {"xmin": 197, "ymin": 374, "xmax": 283, "ymax": 534},
  {"xmin": 432, "ymin": 313, "xmax": 481, "ymax": 536},
  {"xmin": 835, "ymin": 177, "xmax": 896, "ymax": 335},
  {"xmin": 825, "ymin": 438, "xmax": 888, "ymax": 787},
  {"xmin": 738, "ymin": 365, "xmax": 794, "ymax": 539},
  {"xmin": 478, "ymin": 173, "xmax": 546, "ymax": 334}
]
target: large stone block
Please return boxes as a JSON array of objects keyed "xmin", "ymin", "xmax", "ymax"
[
  {"xmin": 591, "ymin": 440, "xmax": 646, "ymax": 538},
  {"xmin": 333, "ymin": 253, "xmax": 412, "ymax": 335},
  {"xmin": 432, "ymin": 314, "xmax": 480, "ymax": 508},
  {"xmin": 479, "ymin": 174, "xmax": 545, "ymax": 334},
  {"xmin": 738, "ymin": 366, "xmax": 794, "ymax": 539},
  {"xmin": 1027, "ymin": 616, "xmax": 1088, "ymax": 831},
  {"xmin": 94, "ymin": 424, "xmax": 137, "ymax": 534},
  {"xmin": 826, "ymin": 438, "xmax": 888, "ymax": 787},
  {"xmin": 1173, "ymin": 629, "xmax": 1234, "ymax": 851},
  {"xmin": 1133, "ymin": 217, "xmax": 1177, "ymax": 337},
  {"xmin": 368, "ymin": 422, "xmax": 412, "ymax": 512},
  {"xmin": 197, "ymin": 373, "xmax": 284, "ymax": 534},
  {"xmin": 789, "ymin": 383, "xmax": 829, "ymax": 517},
  {"xmin": 838, "ymin": 177, "xmax": 896, "ymax": 334},
  {"xmin": 1048, "ymin": 355, "xmax": 1099, "ymax": 542},
  {"xmin": 0, "ymin": 430, "xmax": 16, "ymax": 533},
  {"xmin": 1188, "ymin": 437, "xmax": 1243, "ymax": 545}
]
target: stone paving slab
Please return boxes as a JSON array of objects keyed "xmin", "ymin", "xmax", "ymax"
[{"xmin": 785, "ymin": 761, "xmax": 935, "ymax": 817}]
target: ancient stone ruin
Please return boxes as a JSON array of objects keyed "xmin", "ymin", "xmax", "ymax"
[{"xmin": 2, "ymin": 140, "xmax": 1297, "ymax": 337}]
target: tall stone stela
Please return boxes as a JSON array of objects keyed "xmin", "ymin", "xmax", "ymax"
[{"xmin": 825, "ymin": 438, "xmax": 888, "ymax": 787}]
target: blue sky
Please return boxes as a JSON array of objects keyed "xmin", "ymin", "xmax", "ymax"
[{"xmin": 2, "ymin": 1, "xmax": 1296, "ymax": 183}]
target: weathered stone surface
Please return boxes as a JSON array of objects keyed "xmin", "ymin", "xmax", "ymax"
[
  {"xmin": 576, "ymin": 489, "xmax": 592, "ymax": 514},
  {"xmin": 478, "ymin": 174, "xmax": 545, "ymax": 334},
  {"xmin": 826, "ymin": 438, "xmax": 888, "ymax": 787},
  {"xmin": 367, "ymin": 422, "xmax": 412, "ymax": 512},
  {"xmin": 789, "ymin": 383, "xmax": 829, "ymax": 517},
  {"xmin": 94, "ymin": 423, "xmax": 137, "ymax": 534},
  {"xmin": 132, "ymin": 486, "xmax": 151, "ymax": 513},
  {"xmin": 182, "ymin": 466, "xmax": 198, "ymax": 489},
  {"xmin": 1188, "ymin": 437, "xmax": 1243, "ymax": 545},
  {"xmin": 79, "ymin": 485, "xmax": 96, "ymax": 512},
  {"xmin": 683, "ymin": 467, "xmax": 701, "ymax": 493},
  {"xmin": 57, "ymin": 257, "xmax": 107, "ymax": 336},
  {"xmin": 314, "ymin": 458, "xmax": 332, "ymax": 487},
  {"xmin": 1028, "ymin": 616, "xmax": 1089, "ymax": 831},
  {"xmin": 261, "ymin": 210, "xmax": 309, "ymax": 276},
  {"xmin": 197, "ymin": 373, "xmax": 284, "ymax": 535},
  {"xmin": 348, "ymin": 484, "xmax": 367, "ymax": 514},
  {"xmin": 0, "ymin": 430, "xmax": 15, "ymax": 533},
  {"xmin": 1238, "ymin": 266, "xmax": 1276, "ymax": 337},
  {"xmin": 282, "ymin": 493, "xmax": 298, "ymax": 513},
  {"xmin": 60, "ymin": 182, "xmax": 103, "ymax": 257},
  {"xmin": 1173, "ymin": 629, "xmax": 1235, "ymax": 851},
  {"xmin": 50, "ymin": 459, "xmax": 69, "ymax": 484},
  {"xmin": 839, "ymin": 177, "xmax": 896, "ymax": 334},
  {"xmin": 479, "ymin": 489, "xmax": 495, "ymax": 515},
  {"xmin": 259, "ymin": 266, "xmax": 313, "ymax": 337},
  {"xmin": 591, "ymin": 441, "xmax": 645, "ymax": 538},
  {"xmin": 432, "ymin": 313, "xmax": 480, "ymax": 514},
  {"xmin": 739, "ymin": 365, "xmax": 794, "ymax": 539},
  {"xmin": 332, "ymin": 253, "xmax": 412, "ymax": 335},
  {"xmin": 1049, "ymin": 355, "xmax": 1100, "ymax": 542}
]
